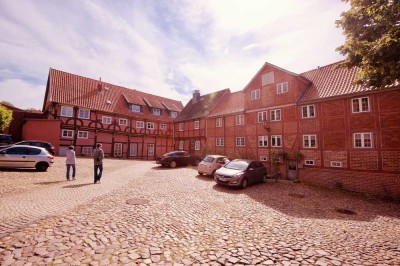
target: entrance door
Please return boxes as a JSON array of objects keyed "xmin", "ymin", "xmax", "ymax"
[
  {"xmin": 130, "ymin": 143, "xmax": 138, "ymax": 157},
  {"xmin": 287, "ymin": 159, "xmax": 297, "ymax": 180}
]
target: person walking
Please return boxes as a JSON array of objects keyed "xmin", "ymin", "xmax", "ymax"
[
  {"xmin": 93, "ymin": 143, "xmax": 104, "ymax": 184},
  {"xmin": 65, "ymin": 145, "xmax": 76, "ymax": 181}
]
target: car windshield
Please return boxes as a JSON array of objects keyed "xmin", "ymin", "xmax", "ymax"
[
  {"xmin": 203, "ymin": 156, "xmax": 214, "ymax": 163},
  {"xmin": 224, "ymin": 160, "xmax": 249, "ymax": 171}
]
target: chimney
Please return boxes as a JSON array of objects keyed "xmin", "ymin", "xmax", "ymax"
[
  {"xmin": 97, "ymin": 77, "xmax": 103, "ymax": 93},
  {"xmin": 192, "ymin": 90, "xmax": 200, "ymax": 103}
]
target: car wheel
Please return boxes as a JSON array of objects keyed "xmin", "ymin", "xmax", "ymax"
[
  {"xmin": 241, "ymin": 178, "xmax": 248, "ymax": 189},
  {"xmin": 36, "ymin": 162, "xmax": 49, "ymax": 172},
  {"xmin": 211, "ymin": 170, "xmax": 216, "ymax": 177},
  {"xmin": 169, "ymin": 161, "xmax": 177, "ymax": 168},
  {"xmin": 198, "ymin": 172, "xmax": 203, "ymax": 175},
  {"xmin": 262, "ymin": 173, "xmax": 267, "ymax": 183}
]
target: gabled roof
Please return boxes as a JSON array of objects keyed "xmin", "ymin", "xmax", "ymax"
[
  {"xmin": 174, "ymin": 89, "xmax": 230, "ymax": 122},
  {"xmin": 208, "ymin": 91, "xmax": 245, "ymax": 117},
  {"xmin": 299, "ymin": 61, "xmax": 399, "ymax": 102},
  {"xmin": 46, "ymin": 69, "xmax": 183, "ymax": 121}
]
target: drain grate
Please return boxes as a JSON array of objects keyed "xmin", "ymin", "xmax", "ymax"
[
  {"xmin": 288, "ymin": 193, "xmax": 306, "ymax": 198},
  {"xmin": 126, "ymin": 198, "xmax": 150, "ymax": 205},
  {"xmin": 335, "ymin": 208, "xmax": 356, "ymax": 215}
]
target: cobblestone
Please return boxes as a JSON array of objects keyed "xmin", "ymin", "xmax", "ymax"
[{"xmin": 0, "ymin": 157, "xmax": 399, "ymax": 265}]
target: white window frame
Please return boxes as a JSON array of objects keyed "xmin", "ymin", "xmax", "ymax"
[
  {"xmin": 78, "ymin": 109, "xmax": 90, "ymax": 119},
  {"xmin": 61, "ymin": 129, "xmax": 74, "ymax": 138},
  {"xmin": 258, "ymin": 111, "xmax": 268, "ymax": 123},
  {"xmin": 216, "ymin": 118, "xmax": 223, "ymax": 127},
  {"xmin": 60, "ymin": 106, "xmax": 73, "ymax": 117},
  {"xmin": 353, "ymin": 132, "xmax": 373, "ymax": 148},
  {"xmin": 82, "ymin": 147, "xmax": 93, "ymax": 156},
  {"xmin": 305, "ymin": 160, "xmax": 315, "ymax": 166},
  {"xmin": 216, "ymin": 137, "xmax": 224, "ymax": 146},
  {"xmin": 194, "ymin": 120, "xmax": 200, "ymax": 129},
  {"xmin": 119, "ymin": 118, "xmax": 128, "ymax": 126},
  {"xmin": 160, "ymin": 123, "xmax": 167, "ymax": 130},
  {"xmin": 129, "ymin": 143, "xmax": 138, "ymax": 156},
  {"xmin": 195, "ymin": 140, "xmax": 200, "ymax": 151},
  {"xmin": 178, "ymin": 141, "xmax": 184, "ymax": 150},
  {"xmin": 330, "ymin": 161, "xmax": 343, "ymax": 167},
  {"xmin": 179, "ymin": 123, "xmax": 184, "ymax": 131},
  {"xmin": 152, "ymin": 108, "xmax": 161, "ymax": 115},
  {"xmin": 352, "ymin": 97, "xmax": 370, "ymax": 113},
  {"xmin": 136, "ymin": 121, "xmax": 144, "ymax": 128},
  {"xmin": 236, "ymin": 137, "xmax": 245, "ymax": 147},
  {"xmin": 251, "ymin": 89, "xmax": 260, "ymax": 100},
  {"xmin": 148, "ymin": 144, "xmax": 155, "ymax": 156},
  {"xmin": 270, "ymin": 109, "xmax": 281, "ymax": 121},
  {"xmin": 260, "ymin": 156, "xmax": 268, "ymax": 161},
  {"xmin": 271, "ymin": 135, "xmax": 282, "ymax": 147},
  {"xmin": 130, "ymin": 104, "xmax": 141, "ymax": 113},
  {"xmin": 302, "ymin": 105, "xmax": 315, "ymax": 118},
  {"xmin": 303, "ymin": 135, "xmax": 317, "ymax": 148},
  {"xmin": 114, "ymin": 143, "xmax": 122, "ymax": 157},
  {"xmin": 258, "ymin": 136, "xmax": 268, "ymax": 147},
  {"xmin": 147, "ymin": 122, "xmax": 154, "ymax": 129},
  {"xmin": 277, "ymin": 82, "xmax": 288, "ymax": 94},
  {"xmin": 102, "ymin": 116, "xmax": 112, "ymax": 124},
  {"xmin": 170, "ymin": 111, "xmax": 178, "ymax": 118},
  {"xmin": 236, "ymin": 115, "xmax": 245, "ymax": 125},
  {"xmin": 77, "ymin": 130, "xmax": 89, "ymax": 139}
]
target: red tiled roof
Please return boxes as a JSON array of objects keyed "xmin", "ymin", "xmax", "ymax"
[
  {"xmin": 208, "ymin": 91, "xmax": 245, "ymax": 117},
  {"xmin": 299, "ymin": 61, "xmax": 398, "ymax": 102},
  {"xmin": 48, "ymin": 69, "xmax": 183, "ymax": 121}
]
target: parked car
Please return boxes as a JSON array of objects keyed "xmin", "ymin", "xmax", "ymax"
[
  {"xmin": 197, "ymin": 155, "xmax": 229, "ymax": 176},
  {"xmin": 13, "ymin": 140, "xmax": 56, "ymax": 155},
  {"xmin": 214, "ymin": 159, "xmax": 267, "ymax": 188},
  {"xmin": 156, "ymin": 151, "xmax": 202, "ymax": 168},
  {"xmin": 0, "ymin": 134, "xmax": 13, "ymax": 146},
  {"xmin": 0, "ymin": 145, "xmax": 54, "ymax": 171}
]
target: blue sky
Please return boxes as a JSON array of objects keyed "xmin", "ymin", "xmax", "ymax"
[{"xmin": 0, "ymin": 0, "xmax": 348, "ymax": 110}]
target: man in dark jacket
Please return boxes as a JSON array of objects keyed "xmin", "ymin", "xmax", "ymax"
[{"xmin": 93, "ymin": 143, "xmax": 104, "ymax": 184}]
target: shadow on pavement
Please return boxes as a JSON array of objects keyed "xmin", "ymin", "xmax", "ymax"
[
  {"xmin": 195, "ymin": 174, "xmax": 214, "ymax": 182},
  {"xmin": 63, "ymin": 183, "xmax": 93, "ymax": 188},
  {"xmin": 34, "ymin": 181, "xmax": 66, "ymax": 185}
]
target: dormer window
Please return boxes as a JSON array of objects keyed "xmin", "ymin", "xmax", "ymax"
[
  {"xmin": 170, "ymin": 111, "xmax": 178, "ymax": 118},
  {"xmin": 152, "ymin": 108, "xmax": 161, "ymax": 115},
  {"xmin": 130, "ymin": 104, "xmax": 141, "ymax": 113}
]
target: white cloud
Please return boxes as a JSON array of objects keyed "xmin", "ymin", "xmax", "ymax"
[{"xmin": 0, "ymin": 79, "xmax": 45, "ymax": 109}]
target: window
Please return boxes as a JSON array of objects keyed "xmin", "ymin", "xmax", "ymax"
[
  {"xmin": 305, "ymin": 160, "xmax": 315, "ymax": 166},
  {"xmin": 258, "ymin": 136, "xmax": 268, "ymax": 147},
  {"xmin": 353, "ymin": 133, "xmax": 373, "ymax": 148},
  {"xmin": 78, "ymin": 109, "xmax": 90, "ymax": 119},
  {"xmin": 130, "ymin": 104, "xmax": 141, "ymax": 113},
  {"xmin": 236, "ymin": 115, "xmax": 245, "ymax": 125},
  {"xmin": 260, "ymin": 156, "xmax": 268, "ymax": 161},
  {"xmin": 251, "ymin": 89, "xmax": 260, "ymax": 100},
  {"xmin": 160, "ymin": 124, "xmax": 167, "ymax": 130},
  {"xmin": 62, "ymin": 129, "xmax": 74, "ymax": 138},
  {"xmin": 147, "ymin": 122, "xmax": 154, "ymax": 129},
  {"xmin": 261, "ymin": 72, "xmax": 274, "ymax": 86},
  {"xmin": 179, "ymin": 123, "xmax": 184, "ymax": 131},
  {"xmin": 136, "ymin": 121, "xmax": 144, "ymax": 128},
  {"xmin": 302, "ymin": 105, "xmax": 315, "ymax": 118},
  {"xmin": 271, "ymin": 135, "xmax": 282, "ymax": 147},
  {"xmin": 102, "ymin": 116, "xmax": 112, "ymax": 124},
  {"xmin": 148, "ymin": 144, "xmax": 155, "ymax": 156},
  {"xmin": 195, "ymin": 141, "xmax": 200, "ymax": 151},
  {"xmin": 216, "ymin": 137, "xmax": 224, "ymax": 146},
  {"xmin": 179, "ymin": 141, "xmax": 184, "ymax": 150},
  {"xmin": 170, "ymin": 111, "xmax": 178, "ymax": 118},
  {"xmin": 331, "ymin": 161, "xmax": 342, "ymax": 167},
  {"xmin": 152, "ymin": 108, "xmax": 161, "ymax": 115},
  {"xmin": 277, "ymin": 82, "xmax": 288, "ymax": 94},
  {"xmin": 303, "ymin": 135, "xmax": 317, "ymax": 148},
  {"xmin": 258, "ymin": 111, "xmax": 268, "ymax": 123},
  {"xmin": 270, "ymin": 109, "xmax": 281, "ymax": 121},
  {"xmin": 216, "ymin": 118, "xmax": 223, "ymax": 127},
  {"xmin": 114, "ymin": 143, "xmax": 122, "ymax": 157},
  {"xmin": 119, "ymin": 118, "xmax": 128, "ymax": 126},
  {"xmin": 77, "ymin": 131, "xmax": 89, "ymax": 139},
  {"xmin": 130, "ymin": 143, "xmax": 138, "ymax": 156},
  {"xmin": 352, "ymin": 97, "xmax": 370, "ymax": 113},
  {"xmin": 61, "ymin": 106, "xmax": 73, "ymax": 117},
  {"xmin": 236, "ymin": 137, "xmax": 245, "ymax": 147},
  {"xmin": 194, "ymin": 120, "xmax": 200, "ymax": 129},
  {"xmin": 82, "ymin": 147, "xmax": 93, "ymax": 156}
]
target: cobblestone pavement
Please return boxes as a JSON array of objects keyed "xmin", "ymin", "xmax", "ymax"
[{"xmin": 0, "ymin": 158, "xmax": 399, "ymax": 265}]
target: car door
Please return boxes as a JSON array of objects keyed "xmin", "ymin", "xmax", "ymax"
[
  {"xmin": 246, "ymin": 162, "xmax": 258, "ymax": 184},
  {"xmin": 252, "ymin": 162, "xmax": 265, "ymax": 183},
  {"xmin": 0, "ymin": 147, "xmax": 30, "ymax": 167},
  {"xmin": 180, "ymin": 152, "xmax": 190, "ymax": 165},
  {"xmin": 26, "ymin": 147, "xmax": 42, "ymax": 167}
]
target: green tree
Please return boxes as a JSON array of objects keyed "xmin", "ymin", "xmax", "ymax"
[
  {"xmin": 0, "ymin": 105, "xmax": 13, "ymax": 131},
  {"xmin": 335, "ymin": 0, "xmax": 400, "ymax": 87}
]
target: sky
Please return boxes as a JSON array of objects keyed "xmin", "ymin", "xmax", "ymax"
[{"xmin": 0, "ymin": 0, "xmax": 349, "ymax": 110}]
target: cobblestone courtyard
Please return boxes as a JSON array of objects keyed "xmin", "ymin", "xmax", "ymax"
[{"xmin": 0, "ymin": 157, "xmax": 399, "ymax": 265}]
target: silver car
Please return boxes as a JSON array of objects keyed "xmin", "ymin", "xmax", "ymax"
[
  {"xmin": 197, "ymin": 155, "xmax": 228, "ymax": 176},
  {"xmin": 0, "ymin": 145, "xmax": 54, "ymax": 171}
]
